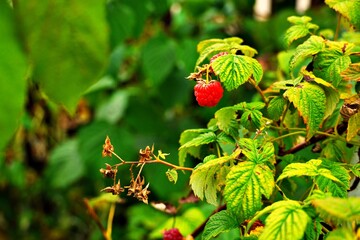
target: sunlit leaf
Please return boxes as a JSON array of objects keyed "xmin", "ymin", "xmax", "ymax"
[
  {"xmin": 202, "ymin": 210, "xmax": 239, "ymax": 240},
  {"xmin": 277, "ymin": 159, "xmax": 322, "ymax": 181},
  {"xmin": 347, "ymin": 112, "xmax": 360, "ymax": 141},
  {"xmin": 212, "ymin": 54, "xmax": 253, "ymax": 91},
  {"xmin": 166, "ymin": 169, "xmax": 178, "ymax": 184},
  {"xmin": 179, "ymin": 132, "xmax": 217, "ymax": 149},
  {"xmin": 285, "ymin": 16, "xmax": 319, "ymax": 46},
  {"xmin": 312, "ymin": 197, "xmax": 360, "ymax": 223},
  {"xmin": 258, "ymin": 201, "xmax": 310, "ymax": 240},
  {"xmin": 0, "ymin": 1, "xmax": 27, "ymax": 153},
  {"xmin": 224, "ymin": 161, "xmax": 274, "ymax": 219},
  {"xmin": 290, "ymin": 36, "xmax": 325, "ymax": 71},
  {"xmin": 325, "ymin": 0, "xmax": 360, "ymax": 29},
  {"xmin": 190, "ymin": 152, "xmax": 238, "ymax": 205},
  {"xmin": 323, "ymin": 86, "xmax": 340, "ymax": 119},
  {"xmin": 215, "ymin": 107, "xmax": 239, "ymax": 138},
  {"xmin": 238, "ymin": 138, "xmax": 275, "ymax": 164},
  {"xmin": 284, "ymin": 82, "xmax": 326, "ymax": 139},
  {"xmin": 326, "ymin": 228, "xmax": 357, "ymax": 240},
  {"xmin": 341, "ymin": 63, "xmax": 360, "ymax": 81}
]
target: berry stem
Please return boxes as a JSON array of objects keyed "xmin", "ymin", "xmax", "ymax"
[{"xmin": 249, "ymin": 78, "xmax": 268, "ymax": 106}]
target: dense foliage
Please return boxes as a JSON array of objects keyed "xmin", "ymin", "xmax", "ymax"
[{"xmin": 1, "ymin": 0, "xmax": 359, "ymax": 240}]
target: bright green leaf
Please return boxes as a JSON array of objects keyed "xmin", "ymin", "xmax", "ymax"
[
  {"xmin": 215, "ymin": 107, "xmax": 239, "ymax": 138},
  {"xmin": 190, "ymin": 153, "xmax": 237, "ymax": 205},
  {"xmin": 202, "ymin": 210, "xmax": 239, "ymax": 240},
  {"xmin": 267, "ymin": 96, "xmax": 287, "ymax": 121},
  {"xmin": 326, "ymin": 228, "xmax": 357, "ymax": 240},
  {"xmin": 0, "ymin": 1, "xmax": 27, "ymax": 154},
  {"xmin": 259, "ymin": 201, "xmax": 310, "ymax": 240},
  {"xmin": 285, "ymin": 16, "xmax": 319, "ymax": 46},
  {"xmin": 240, "ymin": 110, "xmax": 263, "ymax": 130},
  {"xmin": 238, "ymin": 138, "xmax": 275, "ymax": 164},
  {"xmin": 313, "ymin": 48, "xmax": 352, "ymax": 87},
  {"xmin": 323, "ymin": 86, "xmax": 340, "ymax": 119},
  {"xmin": 347, "ymin": 112, "xmax": 360, "ymax": 141},
  {"xmin": 17, "ymin": 0, "xmax": 108, "ymax": 113},
  {"xmin": 224, "ymin": 161, "xmax": 274, "ymax": 219},
  {"xmin": 312, "ymin": 197, "xmax": 360, "ymax": 223},
  {"xmin": 325, "ymin": 0, "xmax": 360, "ymax": 29},
  {"xmin": 283, "ymin": 82, "xmax": 326, "ymax": 139},
  {"xmin": 195, "ymin": 37, "xmax": 244, "ymax": 66},
  {"xmin": 179, "ymin": 132, "xmax": 217, "ymax": 149},
  {"xmin": 250, "ymin": 58, "xmax": 263, "ymax": 84},
  {"xmin": 290, "ymin": 36, "xmax": 325, "ymax": 71},
  {"xmin": 277, "ymin": 159, "xmax": 322, "ymax": 181},
  {"xmin": 212, "ymin": 54, "xmax": 254, "ymax": 91}
]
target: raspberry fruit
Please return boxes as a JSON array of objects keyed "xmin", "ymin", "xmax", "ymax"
[
  {"xmin": 194, "ymin": 80, "xmax": 224, "ymax": 107},
  {"xmin": 163, "ymin": 228, "xmax": 183, "ymax": 240}
]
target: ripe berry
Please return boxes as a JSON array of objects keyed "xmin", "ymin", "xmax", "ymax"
[
  {"xmin": 194, "ymin": 80, "xmax": 224, "ymax": 107},
  {"xmin": 163, "ymin": 228, "xmax": 183, "ymax": 240}
]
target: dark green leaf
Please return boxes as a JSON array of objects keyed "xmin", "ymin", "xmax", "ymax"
[
  {"xmin": 267, "ymin": 96, "xmax": 287, "ymax": 121},
  {"xmin": 202, "ymin": 210, "xmax": 239, "ymax": 240}
]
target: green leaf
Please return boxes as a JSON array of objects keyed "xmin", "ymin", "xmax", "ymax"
[
  {"xmin": 166, "ymin": 169, "xmax": 178, "ymax": 184},
  {"xmin": 341, "ymin": 63, "xmax": 360, "ymax": 81},
  {"xmin": 249, "ymin": 58, "xmax": 263, "ymax": 84},
  {"xmin": 313, "ymin": 47, "xmax": 352, "ymax": 87},
  {"xmin": 315, "ymin": 160, "xmax": 349, "ymax": 198},
  {"xmin": 178, "ymin": 129, "xmax": 211, "ymax": 166},
  {"xmin": 238, "ymin": 138, "xmax": 275, "ymax": 164},
  {"xmin": 179, "ymin": 132, "xmax": 217, "ymax": 149},
  {"xmin": 323, "ymin": 86, "xmax": 340, "ymax": 119},
  {"xmin": 0, "ymin": 1, "xmax": 27, "ymax": 153},
  {"xmin": 290, "ymin": 36, "xmax": 325, "ymax": 71},
  {"xmin": 312, "ymin": 197, "xmax": 360, "ymax": 223},
  {"xmin": 202, "ymin": 210, "xmax": 239, "ymax": 240},
  {"xmin": 258, "ymin": 201, "xmax": 310, "ymax": 240},
  {"xmin": 326, "ymin": 228, "xmax": 357, "ymax": 240},
  {"xmin": 224, "ymin": 161, "xmax": 274, "ymax": 219},
  {"xmin": 190, "ymin": 153, "xmax": 237, "ymax": 205},
  {"xmin": 240, "ymin": 110, "xmax": 263, "ymax": 130},
  {"xmin": 347, "ymin": 112, "xmax": 360, "ymax": 141},
  {"xmin": 212, "ymin": 54, "xmax": 254, "ymax": 91},
  {"xmin": 283, "ymin": 82, "xmax": 326, "ymax": 139},
  {"xmin": 285, "ymin": 16, "xmax": 319, "ymax": 46},
  {"xmin": 17, "ymin": 0, "xmax": 108, "ymax": 113},
  {"xmin": 277, "ymin": 159, "xmax": 322, "ymax": 181},
  {"xmin": 45, "ymin": 139, "xmax": 84, "ymax": 188},
  {"xmin": 325, "ymin": 0, "xmax": 360, "ymax": 29},
  {"xmin": 142, "ymin": 35, "xmax": 176, "ymax": 86},
  {"xmin": 267, "ymin": 96, "xmax": 287, "ymax": 121},
  {"xmin": 196, "ymin": 37, "xmax": 244, "ymax": 66},
  {"xmin": 215, "ymin": 107, "xmax": 239, "ymax": 138},
  {"xmin": 302, "ymin": 69, "xmax": 336, "ymax": 89}
]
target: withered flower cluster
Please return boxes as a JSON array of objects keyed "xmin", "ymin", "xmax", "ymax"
[{"xmin": 99, "ymin": 136, "xmax": 153, "ymax": 204}]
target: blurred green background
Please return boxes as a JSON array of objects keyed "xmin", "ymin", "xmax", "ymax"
[{"xmin": 0, "ymin": 0, "xmax": 336, "ymax": 239}]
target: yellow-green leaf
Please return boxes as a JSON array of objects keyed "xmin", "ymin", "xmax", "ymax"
[
  {"xmin": 325, "ymin": 0, "xmax": 360, "ymax": 29},
  {"xmin": 285, "ymin": 16, "xmax": 319, "ymax": 46},
  {"xmin": 224, "ymin": 161, "xmax": 274, "ymax": 219},
  {"xmin": 326, "ymin": 228, "xmax": 357, "ymax": 240},
  {"xmin": 166, "ymin": 169, "xmax": 178, "ymax": 184},
  {"xmin": 341, "ymin": 63, "xmax": 360, "ymax": 81},
  {"xmin": 283, "ymin": 82, "xmax": 326, "ymax": 139},
  {"xmin": 347, "ymin": 112, "xmax": 360, "ymax": 141}
]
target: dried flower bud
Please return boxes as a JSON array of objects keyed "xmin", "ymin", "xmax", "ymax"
[
  {"xmin": 102, "ymin": 136, "xmax": 114, "ymax": 157},
  {"xmin": 99, "ymin": 163, "xmax": 117, "ymax": 178},
  {"xmin": 139, "ymin": 146, "xmax": 153, "ymax": 163},
  {"xmin": 100, "ymin": 180, "xmax": 124, "ymax": 195}
]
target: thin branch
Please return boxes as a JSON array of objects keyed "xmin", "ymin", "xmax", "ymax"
[
  {"xmin": 278, "ymin": 122, "xmax": 348, "ymax": 156},
  {"xmin": 249, "ymin": 78, "xmax": 268, "ymax": 106},
  {"xmin": 83, "ymin": 198, "xmax": 109, "ymax": 240}
]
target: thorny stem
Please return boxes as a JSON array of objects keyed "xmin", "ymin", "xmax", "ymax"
[
  {"xmin": 114, "ymin": 158, "xmax": 193, "ymax": 172},
  {"xmin": 249, "ymin": 78, "xmax": 268, "ymax": 106}
]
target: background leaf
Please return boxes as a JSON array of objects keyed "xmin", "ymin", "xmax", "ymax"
[
  {"xmin": 0, "ymin": 1, "xmax": 27, "ymax": 154},
  {"xmin": 17, "ymin": 0, "xmax": 108, "ymax": 113},
  {"xmin": 285, "ymin": 16, "xmax": 319, "ymax": 46},
  {"xmin": 347, "ymin": 112, "xmax": 360, "ymax": 141},
  {"xmin": 341, "ymin": 63, "xmax": 360, "ymax": 81},
  {"xmin": 325, "ymin": 0, "xmax": 360, "ymax": 29}
]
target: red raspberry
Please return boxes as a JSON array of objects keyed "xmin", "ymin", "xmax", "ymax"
[
  {"xmin": 163, "ymin": 228, "xmax": 183, "ymax": 240},
  {"xmin": 194, "ymin": 80, "xmax": 224, "ymax": 107}
]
